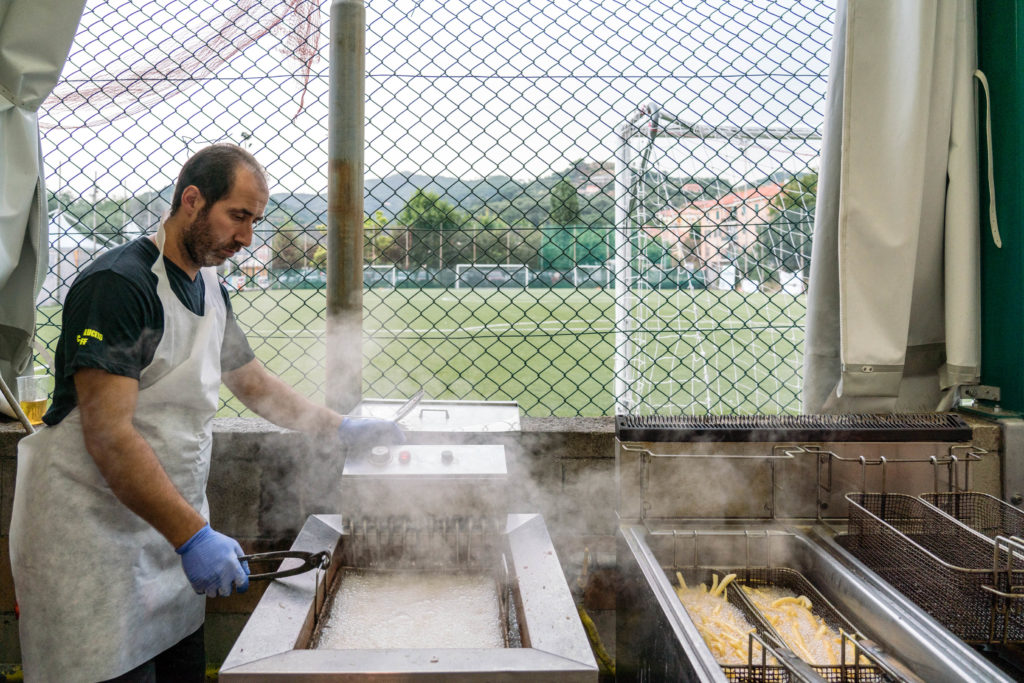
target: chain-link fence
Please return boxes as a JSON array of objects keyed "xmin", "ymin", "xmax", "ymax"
[{"xmin": 37, "ymin": 0, "xmax": 833, "ymax": 417}]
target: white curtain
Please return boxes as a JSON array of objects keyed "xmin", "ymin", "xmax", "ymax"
[
  {"xmin": 0, "ymin": 0, "xmax": 85, "ymax": 416},
  {"xmin": 802, "ymin": 0, "xmax": 981, "ymax": 414}
]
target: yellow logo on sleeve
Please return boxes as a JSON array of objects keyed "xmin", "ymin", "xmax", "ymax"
[{"xmin": 76, "ymin": 328, "xmax": 104, "ymax": 346}]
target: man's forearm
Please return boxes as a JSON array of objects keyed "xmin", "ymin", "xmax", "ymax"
[
  {"xmin": 224, "ymin": 359, "xmax": 345, "ymax": 435},
  {"xmin": 75, "ymin": 367, "xmax": 206, "ymax": 548},
  {"xmin": 85, "ymin": 428, "xmax": 207, "ymax": 548}
]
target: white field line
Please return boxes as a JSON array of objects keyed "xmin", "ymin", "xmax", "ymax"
[{"xmin": 246, "ymin": 315, "xmax": 801, "ymax": 339}]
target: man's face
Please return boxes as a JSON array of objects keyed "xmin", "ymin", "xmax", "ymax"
[{"xmin": 181, "ymin": 167, "xmax": 268, "ymax": 269}]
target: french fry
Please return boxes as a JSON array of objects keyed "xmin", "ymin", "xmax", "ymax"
[
  {"xmin": 743, "ymin": 584, "xmax": 850, "ymax": 666},
  {"xmin": 673, "ymin": 573, "xmax": 770, "ymax": 665},
  {"xmin": 710, "ymin": 573, "xmax": 736, "ymax": 598}
]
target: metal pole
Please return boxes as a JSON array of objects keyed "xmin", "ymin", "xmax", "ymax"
[
  {"xmin": 326, "ymin": 0, "xmax": 365, "ymax": 412},
  {"xmin": 613, "ymin": 135, "xmax": 634, "ymax": 415}
]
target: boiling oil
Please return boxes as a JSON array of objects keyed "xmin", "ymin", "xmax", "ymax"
[{"xmin": 316, "ymin": 570, "xmax": 504, "ymax": 649}]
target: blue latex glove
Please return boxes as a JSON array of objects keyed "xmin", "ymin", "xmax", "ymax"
[
  {"xmin": 176, "ymin": 524, "xmax": 249, "ymax": 597},
  {"xmin": 337, "ymin": 417, "xmax": 406, "ymax": 451}
]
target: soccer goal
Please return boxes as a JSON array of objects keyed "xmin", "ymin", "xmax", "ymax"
[
  {"xmin": 570, "ymin": 263, "xmax": 612, "ymax": 288},
  {"xmin": 454, "ymin": 263, "xmax": 531, "ymax": 289},
  {"xmin": 365, "ymin": 264, "xmax": 398, "ymax": 288},
  {"xmin": 612, "ymin": 103, "xmax": 820, "ymax": 416}
]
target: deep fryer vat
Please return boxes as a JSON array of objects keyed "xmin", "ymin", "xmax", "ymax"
[
  {"xmin": 617, "ymin": 524, "xmax": 1009, "ymax": 683},
  {"xmin": 920, "ymin": 491, "xmax": 1024, "ymax": 539},
  {"xmin": 220, "ymin": 513, "xmax": 598, "ymax": 681},
  {"xmin": 840, "ymin": 492, "xmax": 1024, "ymax": 643}
]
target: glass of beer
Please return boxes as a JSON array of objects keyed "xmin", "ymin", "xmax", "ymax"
[{"xmin": 17, "ymin": 371, "xmax": 52, "ymax": 426}]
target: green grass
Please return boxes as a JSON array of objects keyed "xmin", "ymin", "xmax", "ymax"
[{"xmin": 35, "ymin": 287, "xmax": 806, "ymax": 417}]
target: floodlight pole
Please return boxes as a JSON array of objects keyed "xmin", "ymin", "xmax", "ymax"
[{"xmin": 326, "ymin": 0, "xmax": 365, "ymax": 412}]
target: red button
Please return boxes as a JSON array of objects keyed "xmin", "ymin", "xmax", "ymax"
[{"xmin": 398, "ymin": 450, "xmax": 412, "ymax": 464}]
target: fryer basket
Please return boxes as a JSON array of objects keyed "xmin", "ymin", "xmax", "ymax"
[
  {"xmin": 920, "ymin": 491, "xmax": 1024, "ymax": 540},
  {"xmin": 840, "ymin": 492, "xmax": 1024, "ymax": 643},
  {"xmin": 673, "ymin": 567, "xmax": 884, "ymax": 683}
]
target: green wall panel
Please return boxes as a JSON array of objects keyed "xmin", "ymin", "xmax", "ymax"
[{"xmin": 978, "ymin": 1, "xmax": 1024, "ymax": 411}]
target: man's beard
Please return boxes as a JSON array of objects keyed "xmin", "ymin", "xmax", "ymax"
[{"xmin": 181, "ymin": 207, "xmax": 237, "ymax": 268}]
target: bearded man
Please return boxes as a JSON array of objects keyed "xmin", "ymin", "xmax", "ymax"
[{"xmin": 9, "ymin": 144, "xmax": 402, "ymax": 682}]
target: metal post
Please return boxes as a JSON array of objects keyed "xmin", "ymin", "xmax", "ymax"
[
  {"xmin": 613, "ymin": 134, "xmax": 634, "ymax": 415},
  {"xmin": 326, "ymin": 0, "xmax": 365, "ymax": 412}
]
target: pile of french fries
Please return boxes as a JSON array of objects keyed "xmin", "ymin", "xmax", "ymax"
[
  {"xmin": 740, "ymin": 585, "xmax": 864, "ymax": 666},
  {"xmin": 673, "ymin": 572, "xmax": 769, "ymax": 665}
]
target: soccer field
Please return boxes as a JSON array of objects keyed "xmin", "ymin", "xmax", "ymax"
[
  {"xmin": 228, "ymin": 287, "xmax": 805, "ymax": 417},
  {"xmin": 36, "ymin": 287, "xmax": 806, "ymax": 417}
]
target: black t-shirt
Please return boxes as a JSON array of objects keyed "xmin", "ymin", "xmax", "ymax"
[{"xmin": 44, "ymin": 237, "xmax": 255, "ymax": 425}]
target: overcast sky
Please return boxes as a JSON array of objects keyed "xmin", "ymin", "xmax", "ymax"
[{"xmin": 40, "ymin": 0, "xmax": 834, "ymax": 198}]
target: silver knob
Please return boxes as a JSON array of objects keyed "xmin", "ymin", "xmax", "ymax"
[{"xmin": 369, "ymin": 446, "xmax": 391, "ymax": 465}]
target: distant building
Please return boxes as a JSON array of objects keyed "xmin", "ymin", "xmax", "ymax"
[
  {"xmin": 115, "ymin": 220, "xmax": 149, "ymax": 243},
  {"xmin": 38, "ymin": 212, "xmax": 104, "ymax": 306},
  {"xmin": 122, "ymin": 186, "xmax": 172, "ymax": 234},
  {"xmin": 649, "ymin": 182, "xmax": 784, "ymax": 288}
]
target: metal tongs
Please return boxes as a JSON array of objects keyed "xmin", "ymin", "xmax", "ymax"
[
  {"xmin": 342, "ymin": 388, "xmax": 425, "ymax": 424},
  {"xmin": 240, "ymin": 549, "xmax": 331, "ymax": 582},
  {"xmin": 389, "ymin": 388, "xmax": 425, "ymax": 423}
]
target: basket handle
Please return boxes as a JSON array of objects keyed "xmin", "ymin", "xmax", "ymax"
[
  {"xmin": 745, "ymin": 631, "xmax": 826, "ymax": 683},
  {"xmin": 619, "ymin": 442, "xmax": 799, "ymax": 460},
  {"xmin": 850, "ymin": 635, "xmax": 925, "ymax": 682}
]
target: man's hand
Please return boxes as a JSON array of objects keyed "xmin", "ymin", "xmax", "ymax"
[
  {"xmin": 176, "ymin": 524, "xmax": 250, "ymax": 597},
  {"xmin": 337, "ymin": 417, "xmax": 405, "ymax": 451}
]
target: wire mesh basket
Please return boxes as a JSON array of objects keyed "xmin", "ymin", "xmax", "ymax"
[
  {"xmin": 841, "ymin": 492, "xmax": 1024, "ymax": 643},
  {"xmin": 673, "ymin": 567, "xmax": 885, "ymax": 682},
  {"xmin": 920, "ymin": 491, "xmax": 1024, "ymax": 539}
]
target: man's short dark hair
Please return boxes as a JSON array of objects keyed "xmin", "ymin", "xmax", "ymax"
[{"xmin": 169, "ymin": 144, "xmax": 268, "ymax": 215}]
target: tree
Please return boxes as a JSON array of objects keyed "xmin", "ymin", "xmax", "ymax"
[
  {"xmin": 272, "ymin": 222, "xmax": 312, "ymax": 271},
  {"xmin": 549, "ymin": 178, "xmax": 580, "ymax": 227},
  {"xmin": 398, "ymin": 189, "xmax": 469, "ymax": 269},
  {"xmin": 363, "ymin": 211, "xmax": 397, "ymax": 264}
]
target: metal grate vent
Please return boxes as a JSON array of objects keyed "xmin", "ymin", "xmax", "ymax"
[{"xmin": 615, "ymin": 413, "xmax": 973, "ymax": 443}]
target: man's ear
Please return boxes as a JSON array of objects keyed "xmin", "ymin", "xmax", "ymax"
[{"xmin": 180, "ymin": 185, "xmax": 205, "ymax": 217}]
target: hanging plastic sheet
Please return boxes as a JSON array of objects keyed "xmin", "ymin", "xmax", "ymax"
[
  {"xmin": 803, "ymin": 0, "xmax": 981, "ymax": 413},
  {"xmin": 0, "ymin": 0, "xmax": 86, "ymax": 417}
]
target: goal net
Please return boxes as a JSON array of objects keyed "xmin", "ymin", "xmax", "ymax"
[
  {"xmin": 454, "ymin": 263, "xmax": 531, "ymax": 289},
  {"xmin": 570, "ymin": 263, "xmax": 613, "ymax": 288},
  {"xmin": 612, "ymin": 104, "xmax": 819, "ymax": 417},
  {"xmin": 365, "ymin": 264, "xmax": 398, "ymax": 287}
]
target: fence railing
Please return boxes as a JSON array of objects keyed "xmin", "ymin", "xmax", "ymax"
[{"xmin": 37, "ymin": 0, "xmax": 832, "ymax": 417}]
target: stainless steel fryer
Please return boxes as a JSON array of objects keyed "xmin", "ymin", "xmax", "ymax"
[
  {"xmin": 614, "ymin": 413, "xmax": 1013, "ymax": 683},
  {"xmin": 221, "ymin": 402, "xmax": 598, "ymax": 681},
  {"xmin": 352, "ymin": 398, "xmax": 521, "ymax": 436},
  {"xmin": 220, "ymin": 513, "xmax": 597, "ymax": 681}
]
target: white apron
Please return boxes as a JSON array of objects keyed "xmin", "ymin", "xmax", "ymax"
[{"xmin": 9, "ymin": 226, "xmax": 226, "ymax": 682}]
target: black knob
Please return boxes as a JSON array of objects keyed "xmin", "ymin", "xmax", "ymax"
[{"xmin": 441, "ymin": 449, "xmax": 454, "ymax": 465}]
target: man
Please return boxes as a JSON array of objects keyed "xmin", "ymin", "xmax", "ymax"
[{"xmin": 9, "ymin": 144, "xmax": 401, "ymax": 682}]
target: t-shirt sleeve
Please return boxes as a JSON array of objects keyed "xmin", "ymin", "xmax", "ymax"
[
  {"xmin": 59, "ymin": 270, "xmax": 160, "ymax": 380},
  {"xmin": 220, "ymin": 286, "xmax": 256, "ymax": 372}
]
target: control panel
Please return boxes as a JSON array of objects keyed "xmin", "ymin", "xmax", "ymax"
[{"xmin": 342, "ymin": 444, "xmax": 507, "ymax": 478}]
